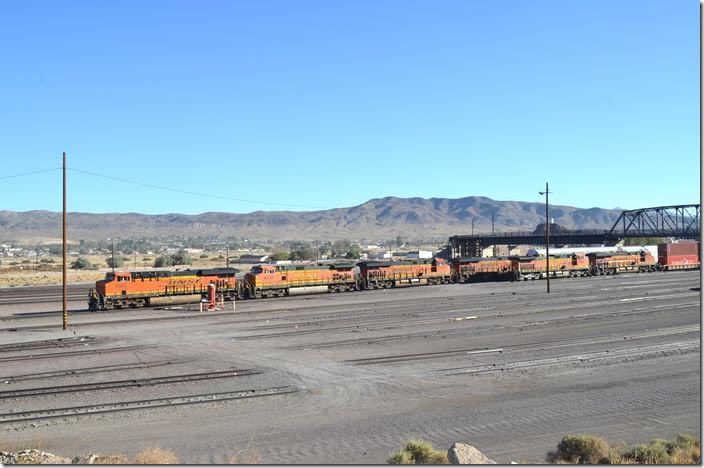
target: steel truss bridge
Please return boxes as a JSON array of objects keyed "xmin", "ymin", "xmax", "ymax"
[{"xmin": 448, "ymin": 204, "xmax": 700, "ymax": 258}]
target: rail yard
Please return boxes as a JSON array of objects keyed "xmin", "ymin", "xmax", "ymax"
[{"xmin": 0, "ymin": 268, "xmax": 699, "ymax": 463}]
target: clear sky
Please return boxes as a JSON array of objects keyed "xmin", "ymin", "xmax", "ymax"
[{"xmin": 0, "ymin": 0, "xmax": 699, "ymax": 214}]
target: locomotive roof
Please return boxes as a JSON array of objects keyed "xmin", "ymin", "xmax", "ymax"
[
  {"xmin": 356, "ymin": 259, "xmax": 435, "ymax": 267},
  {"xmin": 255, "ymin": 264, "xmax": 334, "ymax": 271},
  {"xmin": 585, "ymin": 251, "xmax": 644, "ymax": 258},
  {"xmin": 190, "ymin": 268, "xmax": 239, "ymax": 276},
  {"xmin": 508, "ymin": 254, "xmax": 575, "ymax": 261},
  {"xmin": 452, "ymin": 256, "xmax": 512, "ymax": 262}
]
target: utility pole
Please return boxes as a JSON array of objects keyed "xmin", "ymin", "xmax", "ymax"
[
  {"xmin": 491, "ymin": 210, "xmax": 495, "ymax": 234},
  {"xmin": 111, "ymin": 239, "xmax": 115, "ymax": 272},
  {"xmin": 539, "ymin": 182, "xmax": 552, "ymax": 293},
  {"xmin": 134, "ymin": 250, "xmax": 137, "ymax": 270},
  {"xmin": 226, "ymin": 244, "xmax": 229, "ymax": 268},
  {"xmin": 471, "ymin": 219, "xmax": 474, "ymax": 236},
  {"xmin": 62, "ymin": 152, "xmax": 68, "ymax": 330}
]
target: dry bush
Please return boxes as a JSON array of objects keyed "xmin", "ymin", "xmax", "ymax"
[
  {"xmin": 134, "ymin": 447, "xmax": 179, "ymax": 464},
  {"xmin": 547, "ymin": 433, "xmax": 700, "ymax": 465},
  {"xmin": 546, "ymin": 434, "xmax": 611, "ymax": 464},
  {"xmin": 387, "ymin": 439, "xmax": 449, "ymax": 464}
]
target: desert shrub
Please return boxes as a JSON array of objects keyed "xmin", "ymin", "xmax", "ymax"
[
  {"xmin": 669, "ymin": 434, "xmax": 701, "ymax": 464},
  {"xmin": 547, "ymin": 434, "xmax": 700, "ymax": 465},
  {"xmin": 624, "ymin": 441, "xmax": 670, "ymax": 464},
  {"xmin": 619, "ymin": 434, "xmax": 701, "ymax": 464},
  {"xmin": 171, "ymin": 250, "xmax": 192, "ymax": 265},
  {"xmin": 154, "ymin": 255, "xmax": 173, "ymax": 268},
  {"xmin": 40, "ymin": 258, "xmax": 55, "ymax": 264},
  {"xmin": 546, "ymin": 434, "xmax": 611, "ymax": 464},
  {"xmin": 70, "ymin": 257, "xmax": 93, "ymax": 270},
  {"xmin": 106, "ymin": 256, "xmax": 124, "ymax": 268},
  {"xmin": 134, "ymin": 447, "xmax": 179, "ymax": 464},
  {"xmin": 387, "ymin": 440, "xmax": 448, "ymax": 464}
]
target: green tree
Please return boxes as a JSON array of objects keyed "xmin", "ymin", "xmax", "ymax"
[
  {"xmin": 395, "ymin": 235, "xmax": 405, "ymax": 247},
  {"xmin": 71, "ymin": 257, "xmax": 93, "ymax": 270},
  {"xmin": 171, "ymin": 250, "xmax": 192, "ymax": 265},
  {"xmin": 271, "ymin": 249, "xmax": 290, "ymax": 262},
  {"xmin": 106, "ymin": 256, "xmax": 124, "ymax": 269},
  {"xmin": 154, "ymin": 255, "xmax": 173, "ymax": 268},
  {"xmin": 345, "ymin": 245, "xmax": 362, "ymax": 260}
]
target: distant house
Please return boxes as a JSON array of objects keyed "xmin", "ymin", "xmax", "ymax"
[
  {"xmin": 367, "ymin": 251, "xmax": 393, "ymax": 260},
  {"xmin": 237, "ymin": 254, "xmax": 272, "ymax": 264},
  {"xmin": 405, "ymin": 250, "xmax": 433, "ymax": 259}
]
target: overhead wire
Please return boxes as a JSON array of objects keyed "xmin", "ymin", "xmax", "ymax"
[
  {"xmin": 0, "ymin": 167, "xmax": 61, "ymax": 180},
  {"xmin": 67, "ymin": 167, "xmax": 334, "ymax": 210}
]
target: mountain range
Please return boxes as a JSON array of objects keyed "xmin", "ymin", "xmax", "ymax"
[{"xmin": 0, "ymin": 196, "xmax": 623, "ymax": 242}]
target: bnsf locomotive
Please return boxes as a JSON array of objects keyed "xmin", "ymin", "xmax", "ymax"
[{"xmin": 88, "ymin": 242, "xmax": 700, "ymax": 311}]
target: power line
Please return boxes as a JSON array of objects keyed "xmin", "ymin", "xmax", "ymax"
[
  {"xmin": 67, "ymin": 167, "xmax": 334, "ymax": 210},
  {"xmin": 0, "ymin": 167, "xmax": 61, "ymax": 180}
]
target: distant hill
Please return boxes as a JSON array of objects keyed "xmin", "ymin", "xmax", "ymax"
[{"xmin": 0, "ymin": 196, "xmax": 623, "ymax": 242}]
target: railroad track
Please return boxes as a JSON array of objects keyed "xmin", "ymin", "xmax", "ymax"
[
  {"xmin": 0, "ymin": 336, "xmax": 96, "ymax": 353},
  {"xmin": 254, "ymin": 294, "xmax": 698, "ymax": 349},
  {"xmin": 0, "ymin": 284, "xmax": 88, "ymax": 305},
  {"xmin": 344, "ymin": 324, "xmax": 700, "ymax": 365},
  {"xmin": 0, "ymin": 345, "xmax": 148, "ymax": 363},
  {"xmin": 0, "ymin": 386, "xmax": 300, "ymax": 425},
  {"xmin": 0, "ymin": 360, "xmax": 185, "ymax": 384},
  {"xmin": 0, "ymin": 368, "xmax": 261, "ymax": 399},
  {"xmin": 434, "ymin": 340, "xmax": 700, "ymax": 376}
]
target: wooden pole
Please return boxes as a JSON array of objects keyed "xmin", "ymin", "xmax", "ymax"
[{"xmin": 62, "ymin": 152, "xmax": 68, "ymax": 329}]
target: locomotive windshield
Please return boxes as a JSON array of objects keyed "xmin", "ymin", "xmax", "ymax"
[
  {"xmin": 105, "ymin": 273, "xmax": 115, "ymax": 282},
  {"xmin": 251, "ymin": 266, "xmax": 263, "ymax": 274}
]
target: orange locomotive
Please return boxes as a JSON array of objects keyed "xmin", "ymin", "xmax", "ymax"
[
  {"xmin": 586, "ymin": 250, "xmax": 657, "ymax": 275},
  {"xmin": 88, "ymin": 268, "xmax": 239, "ymax": 311},
  {"xmin": 510, "ymin": 254, "xmax": 590, "ymax": 280},
  {"xmin": 451, "ymin": 257, "xmax": 513, "ymax": 282},
  {"xmin": 357, "ymin": 258, "xmax": 452, "ymax": 289},
  {"xmin": 243, "ymin": 263, "xmax": 357, "ymax": 299}
]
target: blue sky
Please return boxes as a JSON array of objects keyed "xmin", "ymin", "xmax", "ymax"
[{"xmin": 0, "ymin": 0, "xmax": 699, "ymax": 214}]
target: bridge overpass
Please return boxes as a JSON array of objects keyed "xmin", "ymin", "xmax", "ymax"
[{"xmin": 448, "ymin": 204, "xmax": 700, "ymax": 258}]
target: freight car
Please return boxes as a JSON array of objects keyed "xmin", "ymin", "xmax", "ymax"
[
  {"xmin": 511, "ymin": 254, "xmax": 590, "ymax": 280},
  {"xmin": 658, "ymin": 242, "xmax": 701, "ymax": 270},
  {"xmin": 451, "ymin": 257, "xmax": 513, "ymax": 282},
  {"xmin": 357, "ymin": 259, "xmax": 452, "ymax": 289},
  {"xmin": 88, "ymin": 268, "xmax": 239, "ymax": 311},
  {"xmin": 243, "ymin": 263, "xmax": 357, "ymax": 299},
  {"xmin": 586, "ymin": 250, "xmax": 657, "ymax": 275}
]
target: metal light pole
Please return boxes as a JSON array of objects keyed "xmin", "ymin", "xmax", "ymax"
[
  {"xmin": 539, "ymin": 183, "xmax": 551, "ymax": 293},
  {"xmin": 62, "ymin": 152, "xmax": 68, "ymax": 330}
]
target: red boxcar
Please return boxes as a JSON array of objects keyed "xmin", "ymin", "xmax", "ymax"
[
  {"xmin": 357, "ymin": 259, "xmax": 452, "ymax": 289},
  {"xmin": 658, "ymin": 242, "xmax": 701, "ymax": 271},
  {"xmin": 451, "ymin": 257, "xmax": 513, "ymax": 282}
]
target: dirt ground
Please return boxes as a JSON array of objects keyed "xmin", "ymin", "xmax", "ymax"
[{"xmin": 0, "ymin": 270, "xmax": 699, "ymax": 463}]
